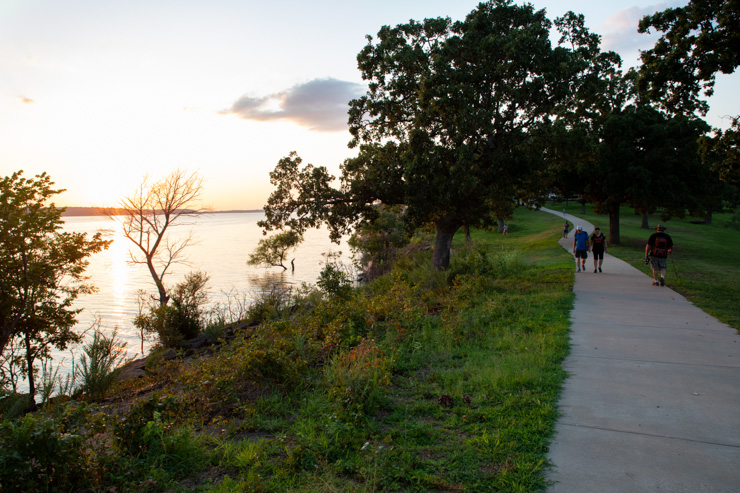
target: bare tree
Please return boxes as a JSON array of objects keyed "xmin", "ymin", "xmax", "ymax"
[{"xmin": 112, "ymin": 170, "xmax": 205, "ymax": 306}]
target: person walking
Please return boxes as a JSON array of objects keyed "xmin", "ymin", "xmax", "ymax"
[
  {"xmin": 572, "ymin": 225, "xmax": 589, "ymax": 272},
  {"xmin": 590, "ymin": 227, "xmax": 607, "ymax": 272},
  {"xmin": 645, "ymin": 224, "xmax": 674, "ymax": 286},
  {"xmin": 563, "ymin": 221, "xmax": 569, "ymax": 238}
]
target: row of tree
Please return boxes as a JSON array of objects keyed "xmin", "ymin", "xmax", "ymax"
[{"xmin": 256, "ymin": 0, "xmax": 739, "ymax": 269}]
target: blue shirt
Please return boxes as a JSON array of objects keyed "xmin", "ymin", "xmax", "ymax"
[{"xmin": 574, "ymin": 230, "xmax": 588, "ymax": 250}]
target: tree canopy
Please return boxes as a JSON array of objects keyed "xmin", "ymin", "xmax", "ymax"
[
  {"xmin": 1, "ymin": 171, "xmax": 110, "ymax": 399},
  {"xmin": 638, "ymin": 0, "xmax": 740, "ymax": 115},
  {"xmin": 260, "ymin": 0, "xmax": 613, "ymax": 269}
]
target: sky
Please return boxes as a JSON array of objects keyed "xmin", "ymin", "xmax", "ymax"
[{"xmin": 2, "ymin": 0, "xmax": 738, "ymax": 211}]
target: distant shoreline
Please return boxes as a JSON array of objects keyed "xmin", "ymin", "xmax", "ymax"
[{"xmin": 60, "ymin": 207, "xmax": 263, "ymax": 217}]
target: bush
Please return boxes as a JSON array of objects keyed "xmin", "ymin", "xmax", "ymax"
[
  {"xmin": 245, "ymin": 284, "xmax": 293, "ymax": 325},
  {"xmin": 134, "ymin": 271, "xmax": 210, "ymax": 348},
  {"xmin": 317, "ymin": 264, "xmax": 353, "ymax": 299},
  {"xmin": 0, "ymin": 413, "xmax": 86, "ymax": 491},
  {"xmin": 324, "ymin": 338, "xmax": 392, "ymax": 417}
]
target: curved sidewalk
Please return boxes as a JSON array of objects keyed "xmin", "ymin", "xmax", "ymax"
[{"xmin": 542, "ymin": 208, "xmax": 740, "ymax": 492}]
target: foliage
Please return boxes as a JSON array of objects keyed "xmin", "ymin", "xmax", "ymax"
[
  {"xmin": 259, "ymin": 1, "xmax": 612, "ymax": 270},
  {"xmin": 112, "ymin": 169, "xmax": 204, "ymax": 306},
  {"xmin": 700, "ymin": 117, "xmax": 740, "ymax": 185},
  {"xmin": 0, "ymin": 413, "xmax": 87, "ymax": 491},
  {"xmin": 0, "ymin": 207, "xmax": 576, "ymax": 491},
  {"xmin": 244, "ymin": 283, "xmax": 294, "ymax": 325},
  {"xmin": 638, "ymin": 0, "xmax": 740, "ymax": 115},
  {"xmin": 348, "ymin": 205, "xmax": 409, "ymax": 279},
  {"xmin": 0, "ymin": 170, "xmax": 110, "ymax": 399},
  {"xmin": 316, "ymin": 264, "xmax": 353, "ymax": 300},
  {"xmin": 134, "ymin": 270, "xmax": 210, "ymax": 348},
  {"xmin": 324, "ymin": 338, "xmax": 392, "ymax": 417},
  {"xmin": 583, "ymin": 105, "xmax": 710, "ymax": 242},
  {"xmin": 247, "ymin": 229, "xmax": 303, "ymax": 270},
  {"xmin": 76, "ymin": 327, "xmax": 128, "ymax": 401}
]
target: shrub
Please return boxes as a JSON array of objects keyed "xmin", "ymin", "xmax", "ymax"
[
  {"xmin": 133, "ymin": 271, "xmax": 210, "ymax": 348},
  {"xmin": 0, "ymin": 413, "xmax": 86, "ymax": 491},
  {"xmin": 245, "ymin": 284, "xmax": 293, "ymax": 325},
  {"xmin": 317, "ymin": 264, "xmax": 353, "ymax": 299},
  {"xmin": 324, "ymin": 338, "xmax": 392, "ymax": 417}
]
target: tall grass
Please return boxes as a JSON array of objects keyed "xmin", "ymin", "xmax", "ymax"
[{"xmin": 76, "ymin": 327, "xmax": 128, "ymax": 400}]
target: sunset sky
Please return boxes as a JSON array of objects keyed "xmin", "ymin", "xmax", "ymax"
[{"xmin": 2, "ymin": 0, "xmax": 737, "ymax": 211}]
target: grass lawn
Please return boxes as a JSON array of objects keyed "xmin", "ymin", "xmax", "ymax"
[{"xmin": 554, "ymin": 201, "xmax": 740, "ymax": 332}]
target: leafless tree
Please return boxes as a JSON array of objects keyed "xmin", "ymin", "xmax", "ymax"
[{"xmin": 112, "ymin": 169, "xmax": 205, "ymax": 306}]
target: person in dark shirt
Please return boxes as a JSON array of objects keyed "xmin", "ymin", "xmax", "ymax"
[
  {"xmin": 645, "ymin": 224, "xmax": 674, "ymax": 286},
  {"xmin": 590, "ymin": 227, "xmax": 607, "ymax": 273}
]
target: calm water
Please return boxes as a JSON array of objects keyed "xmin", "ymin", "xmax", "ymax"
[{"xmin": 47, "ymin": 212, "xmax": 350, "ymax": 373}]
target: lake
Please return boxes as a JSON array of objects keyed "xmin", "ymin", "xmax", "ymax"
[{"xmin": 49, "ymin": 212, "xmax": 351, "ymax": 372}]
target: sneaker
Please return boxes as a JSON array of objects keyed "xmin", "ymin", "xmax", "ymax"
[
  {"xmin": 660, "ymin": 277, "xmax": 665, "ymax": 286},
  {"xmin": 577, "ymin": 268, "xmax": 581, "ymax": 272},
  {"xmin": 652, "ymin": 281, "xmax": 659, "ymax": 286},
  {"xmin": 594, "ymin": 268, "xmax": 597, "ymax": 273},
  {"xmin": 598, "ymin": 267, "xmax": 602, "ymax": 272}
]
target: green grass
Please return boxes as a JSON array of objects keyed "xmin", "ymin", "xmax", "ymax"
[{"xmin": 554, "ymin": 201, "xmax": 740, "ymax": 332}]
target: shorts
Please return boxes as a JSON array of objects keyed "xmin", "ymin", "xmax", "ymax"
[
  {"xmin": 651, "ymin": 257, "xmax": 667, "ymax": 269},
  {"xmin": 575, "ymin": 250, "xmax": 588, "ymax": 259},
  {"xmin": 592, "ymin": 250, "xmax": 604, "ymax": 260}
]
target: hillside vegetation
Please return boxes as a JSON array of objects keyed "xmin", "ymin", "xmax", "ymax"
[{"xmin": 1, "ymin": 207, "xmax": 574, "ymax": 492}]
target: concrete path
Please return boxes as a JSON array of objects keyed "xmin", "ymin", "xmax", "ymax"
[{"xmin": 542, "ymin": 208, "xmax": 740, "ymax": 493}]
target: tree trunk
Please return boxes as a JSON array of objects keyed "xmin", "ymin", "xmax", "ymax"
[
  {"xmin": 608, "ymin": 206, "xmax": 621, "ymax": 245},
  {"xmin": 704, "ymin": 210, "xmax": 712, "ymax": 225},
  {"xmin": 25, "ymin": 334, "xmax": 35, "ymax": 402},
  {"xmin": 464, "ymin": 225, "xmax": 472, "ymax": 243},
  {"xmin": 641, "ymin": 211, "xmax": 649, "ymax": 229},
  {"xmin": 580, "ymin": 200, "xmax": 586, "ymax": 214},
  {"xmin": 496, "ymin": 217, "xmax": 505, "ymax": 232},
  {"xmin": 432, "ymin": 214, "xmax": 462, "ymax": 271},
  {"xmin": 147, "ymin": 257, "xmax": 169, "ymax": 306}
]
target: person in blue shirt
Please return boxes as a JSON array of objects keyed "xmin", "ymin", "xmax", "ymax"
[{"xmin": 572, "ymin": 225, "xmax": 590, "ymax": 272}]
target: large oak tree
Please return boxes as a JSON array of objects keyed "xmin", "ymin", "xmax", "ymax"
[
  {"xmin": 638, "ymin": 0, "xmax": 740, "ymax": 116},
  {"xmin": 260, "ymin": 1, "xmax": 609, "ymax": 269}
]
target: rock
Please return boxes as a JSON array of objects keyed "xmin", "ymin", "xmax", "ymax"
[{"xmin": 117, "ymin": 357, "xmax": 147, "ymax": 380}]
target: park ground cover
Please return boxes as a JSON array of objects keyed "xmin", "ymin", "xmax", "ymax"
[
  {"xmin": 1, "ymin": 207, "xmax": 575, "ymax": 492},
  {"xmin": 557, "ymin": 202, "xmax": 740, "ymax": 332}
]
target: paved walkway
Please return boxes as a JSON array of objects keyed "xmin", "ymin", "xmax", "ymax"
[{"xmin": 541, "ymin": 208, "xmax": 740, "ymax": 493}]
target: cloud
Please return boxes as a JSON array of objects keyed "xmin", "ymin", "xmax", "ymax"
[
  {"xmin": 221, "ymin": 78, "xmax": 366, "ymax": 132},
  {"xmin": 600, "ymin": 3, "xmax": 677, "ymax": 64}
]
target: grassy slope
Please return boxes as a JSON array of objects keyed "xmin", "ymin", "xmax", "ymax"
[
  {"xmin": 2, "ymin": 207, "xmax": 575, "ymax": 493},
  {"xmin": 556, "ymin": 202, "xmax": 740, "ymax": 332}
]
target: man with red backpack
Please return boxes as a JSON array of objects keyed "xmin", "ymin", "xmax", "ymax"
[{"xmin": 645, "ymin": 224, "xmax": 674, "ymax": 286}]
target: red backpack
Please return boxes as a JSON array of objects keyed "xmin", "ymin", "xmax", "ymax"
[{"xmin": 652, "ymin": 236, "xmax": 668, "ymax": 257}]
